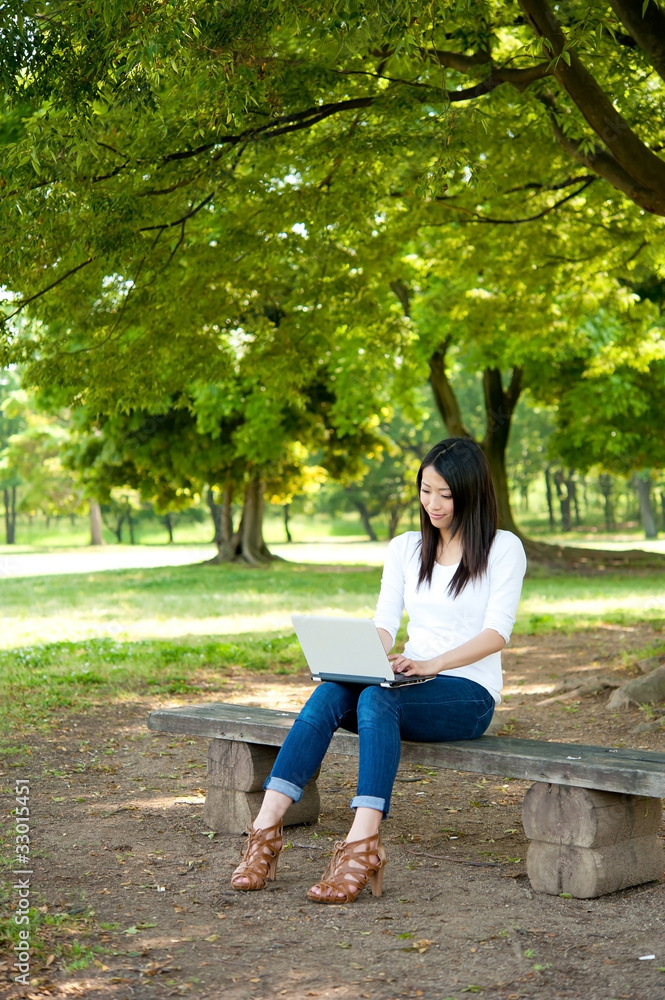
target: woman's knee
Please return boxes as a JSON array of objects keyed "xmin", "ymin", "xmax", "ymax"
[
  {"xmin": 298, "ymin": 682, "xmax": 357, "ymax": 728},
  {"xmin": 356, "ymin": 684, "xmax": 399, "ymax": 725}
]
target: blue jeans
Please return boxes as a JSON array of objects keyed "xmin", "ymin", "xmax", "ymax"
[{"xmin": 264, "ymin": 676, "xmax": 495, "ymax": 818}]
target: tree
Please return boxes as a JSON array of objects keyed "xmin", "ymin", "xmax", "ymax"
[
  {"xmin": 0, "ymin": 376, "xmax": 84, "ymax": 542},
  {"xmin": 383, "ymin": 186, "xmax": 659, "ymax": 537},
  {"xmin": 0, "ymin": 370, "xmax": 25, "ymax": 544},
  {"xmin": 547, "ymin": 347, "xmax": 665, "ymax": 538},
  {"xmin": 64, "ymin": 370, "xmax": 383, "ymax": 562},
  {"xmin": 3, "ymin": 0, "xmax": 665, "ymax": 346},
  {"xmin": 3, "ymin": 2, "xmax": 665, "ymax": 555},
  {"xmin": 322, "ymin": 402, "xmax": 438, "ymax": 540}
]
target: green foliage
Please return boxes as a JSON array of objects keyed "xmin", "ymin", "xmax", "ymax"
[
  {"xmin": 0, "ymin": 375, "xmax": 84, "ymax": 523},
  {"xmin": 1, "ymin": 1, "xmax": 665, "ymax": 532},
  {"xmin": 550, "ymin": 360, "xmax": 665, "ymax": 476}
]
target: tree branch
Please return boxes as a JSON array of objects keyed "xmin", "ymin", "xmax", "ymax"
[
  {"xmin": 139, "ymin": 191, "xmax": 215, "ymax": 232},
  {"xmin": 503, "ymin": 174, "xmax": 596, "ymax": 194},
  {"xmin": 1, "ymin": 257, "xmax": 96, "ymax": 324},
  {"xmin": 427, "ymin": 342, "xmax": 473, "ymax": 438},
  {"xmin": 421, "ymin": 48, "xmax": 491, "ymax": 72},
  {"xmin": 431, "ymin": 177, "xmax": 596, "ymax": 223},
  {"xmin": 608, "ymin": 0, "xmax": 665, "ymax": 82},
  {"xmin": 518, "ymin": 0, "xmax": 665, "ymax": 211},
  {"xmin": 161, "ymin": 97, "xmax": 375, "ymax": 164},
  {"xmin": 537, "ymin": 91, "xmax": 663, "ymax": 214}
]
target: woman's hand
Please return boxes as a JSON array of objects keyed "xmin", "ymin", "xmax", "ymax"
[{"xmin": 388, "ymin": 654, "xmax": 438, "ymax": 678}]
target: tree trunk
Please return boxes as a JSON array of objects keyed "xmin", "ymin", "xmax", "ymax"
[
  {"xmin": 164, "ymin": 513, "xmax": 174, "ymax": 543},
  {"xmin": 283, "ymin": 503, "xmax": 293, "ymax": 543},
  {"xmin": 568, "ymin": 471, "xmax": 581, "ymax": 526},
  {"xmin": 207, "ymin": 487, "xmax": 224, "ymax": 546},
  {"xmin": 428, "ymin": 348, "xmax": 523, "ymax": 535},
  {"xmin": 127, "ymin": 511, "xmax": 136, "ymax": 545},
  {"xmin": 4, "ymin": 487, "xmax": 16, "ymax": 544},
  {"xmin": 206, "ymin": 478, "xmax": 275, "ymax": 564},
  {"xmin": 114, "ymin": 513, "xmax": 125, "ymax": 544},
  {"xmin": 354, "ymin": 500, "xmax": 378, "ymax": 541},
  {"xmin": 598, "ymin": 474, "xmax": 615, "ymax": 532},
  {"xmin": 632, "ymin": 473, "xmax": 658, "ymax": 539},
  {"xmin": 544, "ymin": 466, "xmax": 555, "ymax": 529},
  {"xmin": 387, "ymin": 505, "xmax": 401, "ymax": 540},
  {"xmin": 553, "ymin": 469, "xmax": 571, "ymax": 531},
  {"xmin": 427, "ymin": 342, "xmax": 473, "ymax": 438},
  {"xmin": 661, "ymin": 491, "xmax": 665, "ymax": 531},
  {"xmin": 240, "ymin": 478, "xmax": 272, "ymax": 563},
  {"xmin": 480, "ymin": 367, "xmax": 523, "ymax": 536},
  {"xmin": 89, "ymin": 501, "xmax": 104, "ymax": 545}
]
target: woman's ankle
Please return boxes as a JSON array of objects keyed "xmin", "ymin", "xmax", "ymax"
[
  {"xmin": 347, "ymin": 806, "xmax": 382, "ymax": 843},
  {"xmin": 253, "ymin": 812, "xmax": 283, "ymax": 831},
  {"xmin": 252, "ymin": 790, "xmax": 292, "ymax": 831}
]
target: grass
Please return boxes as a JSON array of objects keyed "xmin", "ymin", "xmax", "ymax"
[
  {"xmin": 0, "ymin": 561, "xmax": 382, "ymax": 647},
  {"xmin": 0, "ymin": 634, "xmax": 307, "ymax": 735},
  {"xmin": 1, "ymin": 560, "xmax": 663, "ymax": 649},
  {"xmin": 0, "ymin": 560, "xmax": 663, "ymax": 737}
]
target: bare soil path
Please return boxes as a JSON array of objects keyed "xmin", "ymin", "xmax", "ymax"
[{"xmin": 1, "ymin": 626, "xmax": 664, "ymax": 1000}]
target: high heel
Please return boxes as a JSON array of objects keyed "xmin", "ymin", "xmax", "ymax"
[
  {"xmin": 307, "ymin": 833, "xmax": 387, "ymax": 904},
  {"xmin": 230, "ymin": 821, "xmax": 283, "ymax": 891}
]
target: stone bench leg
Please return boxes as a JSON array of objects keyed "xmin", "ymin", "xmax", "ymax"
[
  {"xmin": 522, "ymin": 783, "xmax": 663, "ymax": 898},
  {"xmin": 202, "ymin": 739, "xmax": 320, "ymax": 834}
]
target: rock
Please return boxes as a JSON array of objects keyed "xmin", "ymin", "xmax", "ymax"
[
  {"xmin": 606, "ymin": 665, "xmax": 665, "ymax": 711},
  {"xmin": 631, "ymin": 718, "xmax": 665, "ymax": 734},
  {"xmin": 635, "ymin": 655, "xmax": 665, "ymax": 674}
]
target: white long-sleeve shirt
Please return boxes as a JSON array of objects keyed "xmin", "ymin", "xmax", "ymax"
[{"xmin": 372, "ymin": 529, "xmax": 527, "ymax": 705}]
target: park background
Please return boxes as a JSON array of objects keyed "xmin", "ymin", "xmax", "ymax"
[{"xmin": 1, "ymin": 2, "xmax": 665, "ymax": 999}]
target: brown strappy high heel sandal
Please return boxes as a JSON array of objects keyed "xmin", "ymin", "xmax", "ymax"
[
  {"xmin": 307, "ymin": 833, "xmax": 387, "ymax": 904},
  {"xmin": 230, "ymin": 822, "xmax": 283, "ymax": 891}
]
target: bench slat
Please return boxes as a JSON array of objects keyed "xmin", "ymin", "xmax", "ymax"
[{"xmin": 148, "ymin": 703, "xmax": 665, "ymax": 798}]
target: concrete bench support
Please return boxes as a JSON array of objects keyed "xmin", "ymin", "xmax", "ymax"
[
  {"xmin": 523, "ymin": 783, "xmax": 663, "ymax": 898},
  {"xmin": 203, "ymin": 738, "xmax": 320, "ymax": 833}
]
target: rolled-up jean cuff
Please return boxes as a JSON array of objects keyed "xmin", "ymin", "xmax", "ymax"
[
  {"xmin": 351, "ymin": 795, "xmax": 386, "ymax": 816},
  {"xmin": 264, "ymin": 776, "xmax": 303, "ymax": 802}
]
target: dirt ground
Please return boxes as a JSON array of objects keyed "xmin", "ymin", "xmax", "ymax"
[{"xmin": 2, "ymin": 624, "xmax": 664, "ymax": 1000}]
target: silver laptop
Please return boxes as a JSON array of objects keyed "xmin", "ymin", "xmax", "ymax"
[{"xmin": 291, "ymin": 614, "xmax": 431, "ymax": 688}]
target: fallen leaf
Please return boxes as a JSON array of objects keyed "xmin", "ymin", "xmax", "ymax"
[
  {"xmin": 204, "ymin": 934, "xmax": 219, "ymax": 943},
  {"xmin": 45, "ymin": 955, "xmax": 55, "ymax": 967}
]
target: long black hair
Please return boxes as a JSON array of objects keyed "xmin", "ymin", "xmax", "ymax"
[{"xmin": 417, "ymin": 437, "xmax": 498, "ymax": 598}]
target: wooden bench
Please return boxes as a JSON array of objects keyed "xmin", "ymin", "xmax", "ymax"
[{"xmin": 148, "ymin": 702, "xmax": 665, "ymax": 900}]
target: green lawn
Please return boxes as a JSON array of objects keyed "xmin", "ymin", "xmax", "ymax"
[{"xmin": 0, "ymin": 560, "xmax": 663, "ymax": 736}]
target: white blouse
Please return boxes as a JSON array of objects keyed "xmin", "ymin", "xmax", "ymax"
[{"xmin": 372, "ymin": 530, "xmax": 527, "ymax": 705}]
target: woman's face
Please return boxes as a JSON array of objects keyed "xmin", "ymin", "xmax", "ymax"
[{"xmin": 419, "ymin": 465, "xmax": 454, "ymax": 531}]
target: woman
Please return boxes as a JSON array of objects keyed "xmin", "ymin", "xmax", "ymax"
[{"xmin": 231, "ymin": 437, "xmax": 527, "ymax": 903}]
